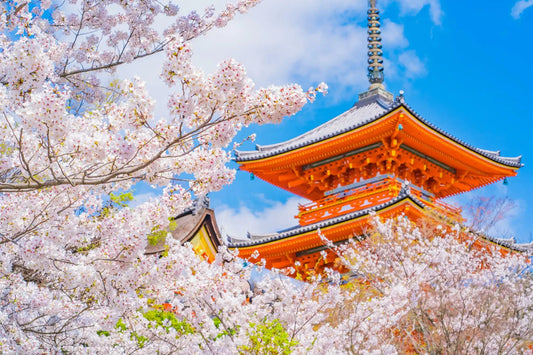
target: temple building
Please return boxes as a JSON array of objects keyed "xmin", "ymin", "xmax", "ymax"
[
  {"xmin": 146, "ymin": 197, "xmax": 223, "ymax": 263},
  {"xmin": 227, "ymin": 0, "xmax": 528, "ymax": 275}
]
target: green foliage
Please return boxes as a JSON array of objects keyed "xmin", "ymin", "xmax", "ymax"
[
  {"xmin": 76, "ymin": 237, "xmax": 101, "ymax": 253},
  {"xmin": 96, "ymin": 318, "xmax": 147, "ymax": 348},
  {"xmin": 147, "ymin": 218, "xmax": 178, "ymax": 246},
  {"xmin": 0, "ymin": 142, "xmax": 13, "ymax": 155},
  {"xmin": 168, "ymin": 219, "xmax": 178, "ymax": 231},
  {"xmin": 213, "ymin": 316, "xmax": 239, "ymax": 340},
  {"xmin": 115, "ymin": 318, "xmax": 127, "ymax": 332},
  {"xmin": 160, "ymin": 244, "xmax": 170, "ymax": 257},
  {"xmin": 132, "ymin": 332, "xmax": 148, "ymax": 348},
  {"xmin": 144, "ymin": 309, "xmax": 195, "ymax": 335},
  {"xmin": 238, "ymin": 319, "xmax": 298, "ymax": 355},
  {"xmin": 99, "ymin": 191, "xmax": 134, "ymax": 217},
  {"xmin": 109, "ymin": 191, "xmax": 134, "ymax": 207},
  {"xmin": 147, "ymin": 229, "xmax": 167, "ymax": 246}
]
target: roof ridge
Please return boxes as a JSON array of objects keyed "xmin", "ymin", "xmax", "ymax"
[{"xmin": 235, "ymin": 100, "xmax": 394, "ymax": 161}]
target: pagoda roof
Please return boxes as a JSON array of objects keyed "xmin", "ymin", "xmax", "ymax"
[
  {"xmin": 227, "ymin": 185, "xmax": 533, "ymax": 254},
  {"xmin": 228, "ymin": 187, "xmax": 425, "ymax": 248},
  {"xmin": 235, "ymin": 94, "xmax": 522, "ymax": 168}
]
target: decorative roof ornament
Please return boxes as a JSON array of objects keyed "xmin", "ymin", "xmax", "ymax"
[
  {"xmin": 367, "ymin": 0, "xmax": 384, "ymax": 87},
  {"xmin": 358, "ymin": 0, "xmax": 394, "ymax": 103}
]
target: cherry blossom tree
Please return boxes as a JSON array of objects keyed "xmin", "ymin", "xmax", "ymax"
[
  {"xmin": 0, "ymin": 0, "xmax": 327, "ymax": 352},
  {"xmin": 326, "ymin": 217, "xmax": 533, "ymax": 354},
  {"xmin": 465, "ymin": 195, "xmax": 517, "ymax": 236},
  {"xmin": 1, "ymin": 1, "xmax": 532, "ymax": 354}
]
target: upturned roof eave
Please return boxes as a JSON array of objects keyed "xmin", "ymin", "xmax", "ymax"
[
  {"xmin": 234, "ymin": 101, "xmax": 522, "ymax": 169},
  {"xmin": 227, "ymin": 189, "xmax": 532, "ymax": 253},
  {"xmin": 234, "ymin": 100, "xmax": 396, "ymax": 162},
  {"xmin": 227, "ymin": 189, "xmax": 424, "ymax": 248},
  {"xmin": 398, "ymin": 102, "xmax": 522, "ymax": 169}
]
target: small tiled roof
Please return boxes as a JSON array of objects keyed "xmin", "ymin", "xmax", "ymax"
[
  {"xmin": 235, "ymin": 93, "xmax": 522, "ymax": 168},
  {"xmin": 145, "ymin": 204, "xmax": 223, "ymax": 255}
]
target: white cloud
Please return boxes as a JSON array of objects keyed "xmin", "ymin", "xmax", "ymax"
[
  {"xmin": 393, "ymin": 0, "xmax": 443, "ymax": 25},
  {"xmin": 128, "ymin": 191, "xmax": 158, "ymax": 208},
  {"xmin": 121, "ymin": 0, "xmax": 420, "ymax": 113},
  {"xmin": 511, "ymin": 0, "xmax": 533, "ymax": 19},
  {"xmin": 398, "ymin": 50, "xmax": 427, "ymax": 79},
  {"xmin": 186, "ymin": 0, "xmax": 368, "ymax": 90},
  {"xmin": 215, "ymin": 196, "xmax": 306, "ymax": 239},
  {"xmin": 380, "ymin": 20, "xmax": 426, "ymax": 84},
  {"xmin": 382, "ymin": 20, "xmax": 409, "ymax": 49}
]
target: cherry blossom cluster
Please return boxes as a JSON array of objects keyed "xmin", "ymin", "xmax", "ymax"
[
  {"xmin": 0, "ymin": 0, "xmax": 330, "ymax": 352},
  {"xmin": 324, "ymin": 216, "xmax": 533, "ymax": 353}
]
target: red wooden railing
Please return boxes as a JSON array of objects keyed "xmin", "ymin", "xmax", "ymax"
[{"xmin": 297, "ymin": 178, "xmax": 462, "ymax": 225}]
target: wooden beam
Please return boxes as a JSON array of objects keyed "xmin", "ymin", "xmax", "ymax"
[
  {"xmin": 288, "ymin": 179, "xmax": 307, "ymax": 188},
  {"xmin": 278, "ymin": 172, "xmax": 296, "ymax": 182}
]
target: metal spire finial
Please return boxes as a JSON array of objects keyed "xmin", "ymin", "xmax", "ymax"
[
  {"xmin": 357, "ymin": 0, "xmax": 393, "ymax": 104},
  {"xmin": 367, "ymin": 0, "xmax": 384, "ymax": 87}
]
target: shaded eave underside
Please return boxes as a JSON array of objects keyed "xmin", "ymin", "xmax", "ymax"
[{"xmin": 235, "ymin": 100, "xmax": 522, "ymax": 169}]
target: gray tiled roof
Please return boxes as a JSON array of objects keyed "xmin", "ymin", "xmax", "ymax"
[
  {"xmin": 235, "ymin": 95, "xmax": 393, "ymax": 161},
  {"xmin": 235, "ymin": 94, "xmax": 522, "ymax": 168},
  {"xmin": 227, "ymin": 186, "xmax": 532, "ymax": 253},
  {"xmin": 474, "ymin": 234, "xmax": 533, "ymax": 253}
]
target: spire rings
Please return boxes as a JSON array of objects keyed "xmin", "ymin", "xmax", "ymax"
[{"xmin": 367, "ymin": 0, "xmax": 384, "ymax": 84}]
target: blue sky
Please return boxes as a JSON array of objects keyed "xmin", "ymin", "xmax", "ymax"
[{"xmin": 132, "ymin": 0, "xmax": 533, "ymax": 243}]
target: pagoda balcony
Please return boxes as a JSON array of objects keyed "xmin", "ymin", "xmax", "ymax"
[{"xmin": 296, "ymin": 177, "xmax": 462, "ymax": 226}]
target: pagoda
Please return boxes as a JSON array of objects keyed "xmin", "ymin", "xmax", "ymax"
[{"xmin": 228, "ymin": 0, "xmax": 525, "ymax": 275}]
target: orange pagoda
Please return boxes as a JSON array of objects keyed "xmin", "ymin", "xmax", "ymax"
[{"xmin": 228, "ymin": 0, "xmax": 527, "ymax": 274}]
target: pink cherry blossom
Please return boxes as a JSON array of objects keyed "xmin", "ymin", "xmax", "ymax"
[{"xmin": 1, "ymin": 1, "xmax": 530, "ymax": 353}]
